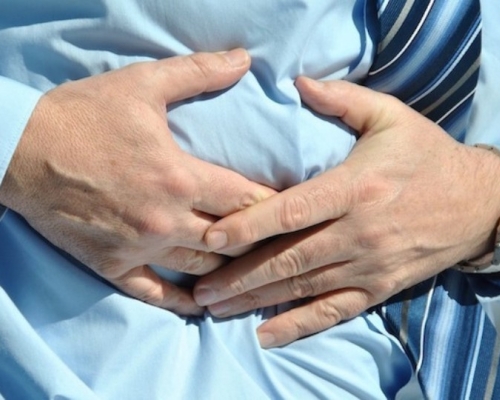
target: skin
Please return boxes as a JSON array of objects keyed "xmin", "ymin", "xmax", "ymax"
[
  {"xmin": 0, "ymin": 49, "xmax": 274, "ymax": 316},
  {"xmin": 194, "ymin": 77, "xmax": 500, "ymax": 348}
]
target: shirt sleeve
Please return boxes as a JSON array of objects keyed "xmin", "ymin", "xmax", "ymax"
[
  {"xmin": 467, "ymin": 2, "xmax": 500, "ymax": 147},
  {"xmin": 0, "ymin": 76, "xmax": 43, "ymax": 221}
]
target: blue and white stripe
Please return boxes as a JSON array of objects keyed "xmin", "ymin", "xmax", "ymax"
[
  {"xmin": 364, "ymin": 0, "xmax": 481, "ymax": 141},
  {"xmin": 382, "ymin": 270, "xmax": 500, "ymax": 399},
  {"xmin": 370, "ymin": 2, "xmax": 491, "ymax": 396}
]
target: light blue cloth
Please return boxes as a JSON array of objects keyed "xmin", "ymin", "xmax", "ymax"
[{"xmin": 0, "ymin": 0, "xmax": 498, "ymax": 398}]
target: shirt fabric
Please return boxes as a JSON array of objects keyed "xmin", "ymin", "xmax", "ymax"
[{"xmin": 0, "ymin": 0, "xmax": 498, "ymax": 398}]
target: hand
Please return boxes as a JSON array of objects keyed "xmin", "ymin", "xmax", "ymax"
[
  {"xmin": 0, "ymin": 49, "xmax": 274, "ymax": 315},
  {"xmin": 194, "ymin": 78, "xmax": 500, "ymax": 347}
]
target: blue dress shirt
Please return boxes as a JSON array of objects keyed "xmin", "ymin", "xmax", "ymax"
[{"xmin": 0, "ymin": 0, "xmax": 499, "ymax": 398}]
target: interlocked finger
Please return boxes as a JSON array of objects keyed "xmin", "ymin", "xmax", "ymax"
[
  {"xmin": 207, "ymin": 262, "xmax": 354, "ymax": 317},
  {"xmin": 188, "ymin": 154, "xmax": 276, "ymax": 218},
  {"xmin": 256, "ymin": 289, "xmax": 372, "ymax": 348},
  {"xmin": 152, "ymin": 246, "xmax": 229, "ymax": 276},
  {"xmin": 195, "ymin": 220, "xmax": 357, "ymax": 306},
  {"xmin": 112, "ymin": 264, "xmax": 204, "ymax": 315}
]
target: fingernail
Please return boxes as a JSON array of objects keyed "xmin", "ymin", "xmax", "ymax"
[
  {"xmin": 206, "ymin": 231, "xmax": 228, "ymax": 251},
  {"xmin": 209, "ymin": 301, "xmax": 231, "ymax": 316},
  {"xmin": 194, "ymin": 287, "xmax": 217, "ymax": 306},
  {"xmin": 223, "ymin": 48, "xmax": 249, "ymax": 68},
  {"xmin": 257, "ymin": 331, "xmax": 276, "ymax": 349}
]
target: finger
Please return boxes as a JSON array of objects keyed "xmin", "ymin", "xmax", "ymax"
[
  {"xmin": 295, "ymin": 77, "xmax": 403, "ymax": 135},
  {"xmin": 216, "ymin": 243, "xmax": 259, "ymax": 257},
  {"xmin": 187, "ymin": 154, "xmax": 277, "ymax": 217},
  {"xmin": 204, "ymin": 262, "xmax": 353, "ymax": 317},
  {"xmin": 203, "ymin": 166, "xmax": 352, "ymax": 251},
  {"xmin": 256, "ymin": 289, "xmax": 370, "ymax": 348},
  {"xmin": 112, "ymin": 265, "xmax": 205, "ymax": 315},
  {"xmin": 155, "ymin": 49, "xmax": 251, "ymax": 105},
  {"xmin": 195, "ymin": 222, "xmax": 354, "ymax": 306},
  {"xmin": 152, "ymin": 246, "xmax": 230, "ymax": 276},
  {"xmin": 155, "ymin": 205, "xmax": 271, "ymax": 256}
]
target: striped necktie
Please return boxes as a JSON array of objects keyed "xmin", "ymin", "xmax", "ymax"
[
  {"xmin": 366, "ymin": 1, "xmax": 500, "ymax": 398},
  {"xmin": 364, "ymin": 0, "xmax": 482, "ymax": 141},
  {"xmin": 382, "ymin": 271, "xmax": 500, "ymax": 399}
]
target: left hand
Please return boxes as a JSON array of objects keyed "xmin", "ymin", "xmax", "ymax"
[
  {"xmin": 0, "ymin": 50, "xmax": 274, "ymax": 316},
  {"xmin": 193, "ymin": 78, "xmax": 500, "ymax": 348}
]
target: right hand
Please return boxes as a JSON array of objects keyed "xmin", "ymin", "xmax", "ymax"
[
  {"xmin": 0, "ymin": 49, "xmax": 274, "ymax": 315},
  {"xmin": 194, "ymin": 78, "xmax": 500, "ymax": 346}
]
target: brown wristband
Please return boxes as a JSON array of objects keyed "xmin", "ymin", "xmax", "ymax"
[{"xmin": 456, "ymin": 144, "xmax": 500, "ymax": 273}]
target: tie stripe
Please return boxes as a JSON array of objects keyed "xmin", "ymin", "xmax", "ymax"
[
  {"xmin": 372, "ymin": 0, "xmax": 432, "ymax": 71},
  {"xmin": 364, "ymin": 0, "xmax": 482, "ymax": 141},
  {"xmin": 368, "ymin": 1, "xmax": 500, "ymax": 398},
  {"xmin": 382, "ymin": 271, "xmax": 500, "ymax": 399}
]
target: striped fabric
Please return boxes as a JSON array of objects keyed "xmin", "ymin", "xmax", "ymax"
[
  {"xmin": 365, "ymin": 1, "xmax": 500, "ymax": 398},
  {"xmin": 382, "ymin": 271, "xmax": 500, "ymax": 399},
  {"xmin": 364, "ymin": 0, "xmax": 482, "ymax": 141}
]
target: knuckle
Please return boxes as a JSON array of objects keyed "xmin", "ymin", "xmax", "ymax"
[
  {"xmin": 234, "ymin": 184, "xmax": 275, "ymax": 212},
  {"xmin": 268, "ymin": 247, "xmax": 304, "ymax": 280},
  {"xmin": 164, "ymin": 167, "xmax": 196, "ymax": 200},
  {"xmin": 237, "ymin": 191, "xmax": 262, "ymax": 211},
  {"xmin": 279, "ymin": 195, "xmax": 312, "ymax": 232},
  {"xmin": 227, "ymin": 276, "xmax": 247, "ymax": 296},
  {"xmin": 112, "ymin": 267, "xmax": 167, "ymax": 306},
  {"xmin": 381, "ymin": 94, "xmax": 406, "ymax": 119},
  {"xmin": 287, "ymin": 275, "xmax": 315, "ymax": 299},
  {"xmin": 240, "ymin": 291, "xmax": 263, "ymax": 311},
  {"xmin": 136, "ymin": 214, "xmax": 174, "ymax": 238},
  {"xmin": 97, "ymin": 259, "xmax": 126, "ymax": 280},
  {"xmin": 316, "ymin": 299, "xmax": 343, "ymax": 326},
  {"xmin": 372, "ymin": 275, "xmax": 401, "ymax": 297},
  {"xmin": 121, "ymin": 62, "xmax": 156, "ymax": 94},
  {"xmin": 235, "ymin": 217, "xmax": 261, "ymax": 245},
  {"xmin": 355, "ymin": 172, "xmax": 392, "ymax": 205},
  {"xmin": 178, "ymin": 251, "xmax": 210, "ymax": 275},
  {"xmin": 134, "ymin": 284, "xmax": 165, "ymax": 305},
  {"xmin": 356, "ymin": 226, "xmax": 385, "ymax": 250},
  {"xmin": 184, "ymin": 55, "xmax": 211, "ymax": 90},
  {"xmin": 289, "ymin": 318, "xmax": 313, "ymax": 341}
]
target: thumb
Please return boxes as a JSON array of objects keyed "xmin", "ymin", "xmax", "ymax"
[
  {"xmin": 154, "ymin": 49, "xmax": 251, "ymax": 105},
  {"xmin": 295, "ymin": 77, "xmax": 403, "ymax": 135}
]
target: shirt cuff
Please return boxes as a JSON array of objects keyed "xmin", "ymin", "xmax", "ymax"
[
  {"xmin": 0, "ymin": 76, "xmax": 43, "ymax": 184},
  {"xmin": 0, "ymin": 76, "xmax": 43, "ymax": 220}
]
